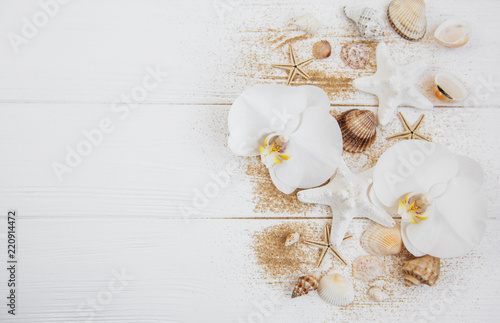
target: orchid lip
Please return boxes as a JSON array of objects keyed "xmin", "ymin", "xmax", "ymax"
[
  {"xmin": 259, "ymin": 133, "xmax": 291, "ymax": 168},
  {"xmin": 398, "ymin": 192, "xmax": 433, "ymax": 224}
]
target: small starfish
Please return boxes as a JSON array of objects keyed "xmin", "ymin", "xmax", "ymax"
[
  {"xmin": 272, "ymin": 45, "xmax": 315, "ymax": 86},
  {"xmin": 298, "ymin": 161, "xmax": 396, "ymax": 247},
  {"xmin": 303, "ymin": 224, "xmax": 352, "ymax": 268},
  {"xmin": 387, "ymin": 112, "xmax": 431, "ymax": 141}
]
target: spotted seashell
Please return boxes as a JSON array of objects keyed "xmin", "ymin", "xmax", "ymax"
[
  {"xmin": 402, "ymin": 255, "xmax": 440, "ymax": 287},
  {"xmin": 343, "ymin": 6, "xmax": 384, "ymax": 38},
  {"xmin": 291, "ymin": 275, "xmax": 318, "ymax": 298},
  {"xmin": 318, "ymin": 273, "xmax": 354, "ymax": 306},
  {"xmin": 340, "ymin": 43, "xmax": 370, "ymax": 69}
]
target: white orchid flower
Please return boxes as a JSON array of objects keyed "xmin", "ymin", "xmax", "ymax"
[
  {"xmin": 370, "ymin": 140, "xmax": 488, "ymax": 258},
  {"xmin": 228, "ymin": 84, "xmax": 343, "ymax": 194}
]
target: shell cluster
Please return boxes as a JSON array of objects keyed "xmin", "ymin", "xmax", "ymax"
[
  {"xmin": 291, "ymin": 275, "xmax": 318, "ymax": 298},
  {"xmin": 434, "ymin": 18, "xmax": 470, "ymax": 48},
  {"xmin": 312, "ymin": 40, "xmax": 331, "ymax": 59},
  {"xmin": 318, "ymin": 273, "xmax": 354, "ymax": 306},
  {"xmin": 388, "ymin": 0, "xmax": 427, "ymax": 41},
  {"xmin": 285, "ymin": 232, "xmax": 300, "ymax": 247},
  {"xmin": 361, "ymin": 222, "xmax": 402, "ymax": 256},
  {"xmin": 343, "ymin": 7, "xmax": 384, "ymax": 39},
  {"xmin": 340, "ymin": 43, "xmax": 370, "ymax": 69},
  {"xmin": 337, "ymin": 109, "xmax": 377, "ymax": 153},
  {"xmin": 433, "ymin": 71, "xmax": 468, "ymax": 102},
  {"xmin": 352, "ymin": 255, "xmax": 384, "ymax": 282},
  {"xmin": 402, "ymin": 255, "xmax": 440, "ymax": 287}
]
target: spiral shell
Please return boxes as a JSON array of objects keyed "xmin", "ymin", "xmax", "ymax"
[
  {"xmin": 387, "ymin": 0, "xmax": 427, "ymax": 41},
  {"xmin": 352, "ymin": 256, "xmax": 384, "ymax": 282},
  {"xmin": 312, "ymin": 40, "xmax": 331, "ymax": 59},
  {"xmin": 318, "ymin": 273, "xmax": 354, "ymax": 306},
  {"xmin": 343, "ymin": 6, "xmax": 384, "ymax": 38},
  {"xmin": 291, "ymin": 275, "xmax": 318, "ymax": 298},
  {"xmin": 402, "ymin": 255, "xmax": 440, "ymax": 287},
  {"xmin": 340, "ymin": 43, "xmax": 370, "ymax": 69},
  {"xmin": 360, "ymin": 222, "xmax": 402, "ymax": 256},
  {"xmin": 337, "ymin": 109, "xmax": 377, "ymax": 153}
]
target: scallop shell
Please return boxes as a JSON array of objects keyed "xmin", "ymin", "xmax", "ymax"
[
  {"xmin": 352, "ymin": 256, "xmax": 384, "ymax": 282},
  {"xmin": 292, "ymin": 13, "xmax": 322, "ymax": 35},
  {"xmin": 343, "ymin": 6, "xmax": 384, "ymax": 38},
  {"xmin": 340, "ymin": 43, "xmax": 370, "ymax": 69},
  {"xmin": 285, "ymin": 232, "xmax": 300, "ymax": 247},
  {"xmin": 434, "ymin": 18, "xmax": 470, "ymax": 48},
  {"xmin": 318, "ymin": 273, "xmax": 354, "ymax": 306},
  {"xmin": 387, "ymin": 0, "xmax": 427, "ymax": 41},
  {"xmin": 368, "ymin": 287, "xmax": 389, "ymax": 302},
  {"xmin": 433, "ymin": 71, "xmax": 468, "ymax": 102},
  {"xmin": 337, "ymin": 109, "xmax": 377, "ymax": 153},
  {"xmin": 291, "ymin": 275, "xmax": 318, "ymax": 298},
  {"xmin": 360, "ymin": 222, "xmax": 402, "ymax": 256},
  {"xmin": 312, "ymin": 40, "xmax": 331, "ymax": 59},
  {"xmin": 402, "ymin": 255, "xmax": 440, "ymax": 287}
]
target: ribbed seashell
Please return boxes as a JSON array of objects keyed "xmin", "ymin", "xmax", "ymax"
[
  {"xmin": 352, "ymin": 256, "xmax": 384, "ymax": 282},
  {"xmin": 402, "ymin": 255, "xmax": 440, "ymax": 287},
  {"xmin": 434, "ymin": 18, "xmax": 470, "ymax": 48},
  {"xmin": 337, "ymin": 109, "xmax": 377, "ymax": 153},
  {"xmin": 360, "ymin": 222, "xmax": 402, "ymax": 256},
  {"xmin": 291, "ymin": 275, "xmax": 318, "ymax": 298},
  {"xmin": 285, "ymin": 232, "xmax": 300, "ymax": 247},
  {"xmin": 433, "ymin": 71, "xmax": 468, "ymax": 102},
  {"xmin": 368, "ymin": 287, "xmax": 389, "ymax": 302},
  {"xmin": 387, "ymin": 0, "xmax": 427, "ymax": 41},
  {"xmin": 292, "ymin": 13, "xmax": 322, "ymax": 35},
  {"xmin": 340, "ymin": 43, "xmax": 370, "ymax": 69},
  {"xmin": 343, "ymin": 6, "xmax": 384, "ymax": 38},
  {"xmin": 312, "ymin": 40, "xmax": 331, "ymax": 59},
  {"xmin": 318, "ymin": 273, "xmax": 354, "ymax": 306}
]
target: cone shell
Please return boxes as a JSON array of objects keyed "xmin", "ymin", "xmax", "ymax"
[
  {"xmin": 312, "ymin": 40, "xmax": 331, "ymax": 59},
  {"xmin": 434, "ymin": 18, "xmax": 470, "ymax": 48},
  {"xmin": 343, "ymin": 6, "xmax": 384, "ymax": 38},
  {"xmin": 337, "ymin": 109, "xmax": 377, "ymax": 153},
  {"xmin": 402, "ymin": 255, "xmax": 440, "ymax": 287},
  {"xmin": 361, "ymin": 222, "xmax": 402, "ymax": 256},
  {"xmin": 318, "ymin": 273, "xmax": 354, "ymax": 306},
  {"xmin": 387, "ymin": 0, "xmax": 427, "ymax": 41},
  {"xmin": 291, "ymin": 275, "xmax": 318, "ymax": 298},
  {"xmin": 352, "ymin": 256, "xmax": 384, "ymax": 281},
  {"xmin": 433, "ymin": 71, "xmax": 468, "ymax": 102}
]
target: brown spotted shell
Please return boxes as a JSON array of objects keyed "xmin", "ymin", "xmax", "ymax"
[
  {"xmin": 402, "ymin": 255, "xmax": 440, "ymax": 287},
  {"xmin": 388, "ymin": 0, "xmax": 427, "ymax": 41},
  {"xmin": 291, "ymin": 275, "xmax": 318, "ymax": 298},
  {"xmin": 337, "ymin": 109, "xmax": 377, "ymax": 153},
  {"xmin": 340, "ymin": 43, "xmax": 369, "ymax": 69},
  {"xmin": 312, "ymin": 40, "xmax": 331, "ymax": 59}
]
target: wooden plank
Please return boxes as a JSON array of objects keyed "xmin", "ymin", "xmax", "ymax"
[
  {"xmin": 0, "ymin": 0, "xmax": 499, "ymax": 105},
  {"xmin": 1, "ymin": 104, "xmax": 499, "ymax": 219},
  {"xmin": 0, "ymin": 217, "xmax": 498, "ymax": 322}
]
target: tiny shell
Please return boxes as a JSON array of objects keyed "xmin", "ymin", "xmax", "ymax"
[
  {"xmin": 361, "ymin": 222, "xmax": 402, "ymax": 256},
  {"xmin": 292, "ymin": 13, "xmax": 322, "ymax": 35},
  {"xmin": 368, "ymin": 287, "xmax": 389, "ymax": 302},
  {"xmin": 434, "ymin": 18, "xmax": 470, "ymax": 48},
  {"xmin": 433, "ymin": 71, "xmax": 468, "ymax": 102},
  {"xmin": 291, "ymin": 275, "xmax": 318, "ymax": 298},
  {"xmin": 343, "ymin": 6, "xmax": 384, "ymax": 39},
  {"xmin": 337, "ymin": 109, "xmax": 377, "ymax": 153},
  {"xmin": 318, "ymin": 273, "xmax": 354, "ymax": 306},
  {"xmin": 340, "ymin": 43, "xmax": 370, "ymax": 69},
  {"xmin": 352, "ymin": 256, "xmax": 384, "ymax": 282},
  {"xmin": 312, "ymin": 40, "xmax": 331, "ymax": 59},
  {"xmin": 402, "ymin": 255, "xmax": 440, "ymax": 287},
  {"xmin": 387, "ymin": 0, "xmax": 427, "ymax": 41},
  {"xmin": 285, "ymin": 232, "xmax": 300, "ymax": 247}
]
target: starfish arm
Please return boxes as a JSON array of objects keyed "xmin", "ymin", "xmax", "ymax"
[
  {"xmin": 286, "ymin": 68, "xmax": 298, "ymax": 86},
  {"xmin": 353, "ymin": 74, "xmax": 379, "ymax": 95},
  {"xmin": 297, "ymin": 58, "xmax": 315, "ymax": 67},
  {"xmin": 297, "ymin": 181, "xmax": 335, "ymax": 206},
  {"xmin": 402, "ymin": 88, "xmax": 433, "ymax": 110},
  {"xmin": 289, "ymin": 45, "xmax": 297, "ymax": 65},
  {"xmin": 272, "ymin": 64, "xmax": 294, "ymax": 70},
  {"xmin": 327, "ymin": 247, "xmax": 348, "ymax": 266},
  {"xmin": 296, "ymin": 66, "xmax": 311, "ymax": 79},
  {"xmin": 303, "ymin": 240, "xmax": 328, "ymax": 248},
  {"xmin": 403, "ymin": 59, "xmax": 429, "ymax": 80},
  {"xmin": 330, "ymin": 209, "xmax": 355, "ymax": 247},
  {"xmin": 398, "ymin": 112, "xmax": 411, "ymax": 131},
  {"xmin": 413, "ymin": 133, "xmax": 432, "ymax": 142},
  {"xmin": 386, "ymin": 131, "xmax": 411, "ymax": 140},
  {"xmin": 377, "ymin": 96, "xmax": 398, "ymax": 126},
  {"xmin": 411, "ymin": 114, "xmax": 425, "ymax": 131},
  {"xmin": 316, "ymin": 247, "xmax": 329, "ymax": 268},
  {"xmin": 359, "ymin": 200, "xmax": 396, "ymax": 228}
]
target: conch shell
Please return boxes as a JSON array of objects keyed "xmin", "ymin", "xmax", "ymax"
[
  {"xmin": 291, "ymin": 275, "xmax": 318, "ymax": 298},
  {"xmin": 402, "ymin": 255, "xmax": 440, "ymax": 287},
  {"xmin": 343, "ymin": 6, "xmax": 384, "ymax": 39}
]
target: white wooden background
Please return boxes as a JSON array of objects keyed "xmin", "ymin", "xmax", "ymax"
[{"xmin": 0, "ymin": 0, "xmax": 499, "ymax": 322}]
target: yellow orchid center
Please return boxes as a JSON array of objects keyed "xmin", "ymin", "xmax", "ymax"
[
  {"xmin": 259, "ymin": 135, "xmax": 291, "ymax": 168},
  {"xmin": 398, "ymin": 193, "xmax": 432, "ymax": 224}
]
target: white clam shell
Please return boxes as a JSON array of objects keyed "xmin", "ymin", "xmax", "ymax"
[
  {"xmin": 360, "ymin": 222, "xmax": 402, "ymax": 256},
  {"xmin": 368, "ymin": 287, "xmax": 389, "ymax": 302},
  {"xmin": 343, "ymin": 6, "xmax": 383, "ymax": 38},
  {"xmin": 433, "ymin": 71, "xmax": 469, "ymax": 102},
  {"xmin": 292, "ymin": 13, "xmax": 322, "ymax": 35},
  {"xmin": 434, "ymin": 18, "xmax": 470, "ymax": 48},
  {"xmin": 318, "ymin": 273, "xmax": 354, "ymax": 306}
]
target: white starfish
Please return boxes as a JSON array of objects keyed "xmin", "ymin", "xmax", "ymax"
[
  {"xmin": 297, "ymin": 161, "xmax": 395, "ymax": 247},
  {"xmin": 353, "ymin": 41, "xmax": 433, "ymax": 126}
]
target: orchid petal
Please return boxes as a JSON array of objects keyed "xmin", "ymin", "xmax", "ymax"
[
  {"xmin": 406, "ymin": 177, "xmax": 488, "ymax": 258},
  {"xmin": 272, "ymin": 105, "xmax": 343, "ymax": 191},
  {"xmin": 372, "ymin": 141, "xmax": 459, "ymax": 208},
  {"xmin": 400, "ymin": 221, "xmax": 426, "ymax": 257},
  {"xmin": 456, "ymin": 155, "xmax": 484, "ymax": 185}
]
